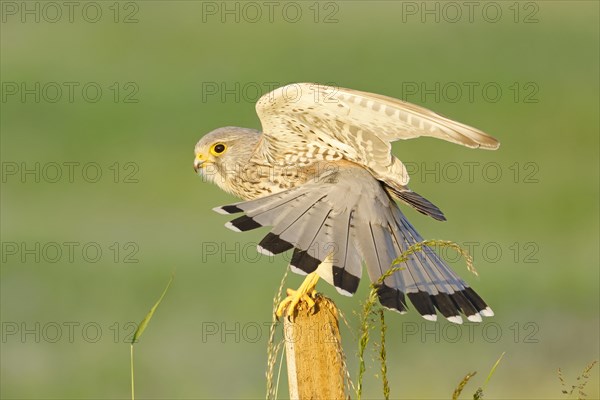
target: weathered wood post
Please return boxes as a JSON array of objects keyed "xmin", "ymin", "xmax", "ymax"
[{"xmin": 283, "ymin": 295, "xmax": 347, "ymax": 399}]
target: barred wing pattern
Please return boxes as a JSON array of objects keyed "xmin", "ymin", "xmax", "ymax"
[{"xmin": 252, "ymin": 83, "xmax": 499, "ymax": 186}]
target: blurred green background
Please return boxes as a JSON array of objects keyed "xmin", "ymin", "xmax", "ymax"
[{"xmin": 1, "ymin": 1, "xmax": 598, "ymax": 399}]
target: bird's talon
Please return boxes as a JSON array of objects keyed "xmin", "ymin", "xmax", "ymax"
[
  {"xmin": 275, "ymin": 272, "xmax": 320, "ymax": 321},
  {"xmin": 305, "ymin": 294, "xmax": 316, "ymax": 309}
]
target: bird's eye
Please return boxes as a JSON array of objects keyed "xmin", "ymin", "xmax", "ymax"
[{"xmin": 210, "ymin": 143, "xmax": 227, "ymax": 156}]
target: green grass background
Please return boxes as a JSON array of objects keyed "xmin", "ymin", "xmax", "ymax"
[{"xmin": 1, "ymin": 1, "xmax": 598, "ymax": 398}]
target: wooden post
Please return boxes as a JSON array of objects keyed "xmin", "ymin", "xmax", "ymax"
[{"xmin": 284, "ymin": 295, "xmax": 347, "ymax": 399}]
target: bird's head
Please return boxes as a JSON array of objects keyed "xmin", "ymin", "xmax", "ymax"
[{"xmin": 194, "ymin": 126, "xmax": 261, "ymax": 190}]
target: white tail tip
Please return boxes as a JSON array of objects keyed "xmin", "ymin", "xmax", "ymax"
[
  {"xmin": 467, "ymin": 314, "xmax": 483, "ymax": 323},
  {"xmin": 224, "ymin": 221, "xmax": 241, "ymax": 232},
  {"xmin": 289, "ymin": 265, "xmax": 308, "ymax": 276},
  {"xmin": 256, "ymin": 245, "xmax": 274, "ymax": 256},
  {"xmin": 480, "ymin": 307, "xmax": 494, "ymax": 317}
]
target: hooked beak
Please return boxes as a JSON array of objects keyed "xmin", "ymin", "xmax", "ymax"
[{"xmin": 193, "ymin": 154, "xmax": 205, "ymax": 173}]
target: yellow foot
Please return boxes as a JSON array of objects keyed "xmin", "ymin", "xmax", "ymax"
[{"xmin": 276, "ymin": 271, "xmax": 320, "ymax": 321}]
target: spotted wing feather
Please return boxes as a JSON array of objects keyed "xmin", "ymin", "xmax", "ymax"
[{"xmin": 252, "ymin": 83, "xmax": 500, "ymax": 188}]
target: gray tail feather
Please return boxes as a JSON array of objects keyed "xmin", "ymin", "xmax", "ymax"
[
  {"xmin": 384, "ymin": 184, "xmax": 446, "ymax": 221},
  {"xmin": 377, "ymin": 208, "xmax": 493, "ymax": 323},
  {"xmin": 213, "ymin": 168, "xmax": 492, "ymax": 323}
]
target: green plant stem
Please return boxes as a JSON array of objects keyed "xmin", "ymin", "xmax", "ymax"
[
  {"xmin": 130, "ymin": 344, "xmax": 135, "ymax": 400},
  {"xmin": 379, "ymin": 309, "xmax": 390, "ymax": 400}
]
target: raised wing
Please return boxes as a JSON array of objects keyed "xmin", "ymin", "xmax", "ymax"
[{"xmin": 252, "ymin": 83, "xmax": 499, "ymax": 184}]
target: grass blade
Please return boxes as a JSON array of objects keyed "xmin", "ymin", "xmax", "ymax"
[
  {"xmin": 132, "ymin": 274, "xmax": 174, "ymax": 344},
  {"xmin": 483, "ymin": 352, "xmax": 505, "ymax": 389},
  {"xmin": 129, "ymin": 273, "xmax": 175, "ymax": 400}
]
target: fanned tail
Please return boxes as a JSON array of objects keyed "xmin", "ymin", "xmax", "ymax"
[{"xmin": 213, "ymin": 164, "xmax": 492, "ymax": 323}]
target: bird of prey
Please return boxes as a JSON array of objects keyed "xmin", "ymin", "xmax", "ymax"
[{"xmin": 194, "ymin": 83, "xmax": 499, "ymax": 324}]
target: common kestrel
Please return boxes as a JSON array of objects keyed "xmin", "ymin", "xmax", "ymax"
[{"xmin": 194, "ymin": 83, "xmax": 499, "ymax": 323}]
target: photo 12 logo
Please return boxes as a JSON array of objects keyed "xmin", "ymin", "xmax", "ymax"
[
  {"xmin": 398, "ymin": 1, "xmax": 540, "ymax": 24},
  {"xmin": 403, "ymin": 161, "xmax": 540, "ymax": 184},
  {"xmin": 200, "ymin": 1, "xmax": 340, "ymax": 24},
  {"xmin": 399, "ymin": 321, "xmax": 540, "ymax": 344},
  {"xmin": 1, "ymin": 82, "xmax": 140, "ymax": 104},
  {"xmin": 1, "ymin": 241, "xmax": 140, "ymax": 264},
  {"xmin": 1, "ymin": 1, "xmax": 140, "ymax": 23},
  {"xmin": 1, "ymin": 161, "xmax": 139, "ymax": 184},
  {"xmin": 399, "ymin": 81, "xmax": 540, "ymax": 104},
  {"xmin": 200, "ymin": 81, "xmax": 341, "ymax": 104},
  {"xmin": 2, "ymin": 321, "xmax": 140, "ymax": 343}
]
